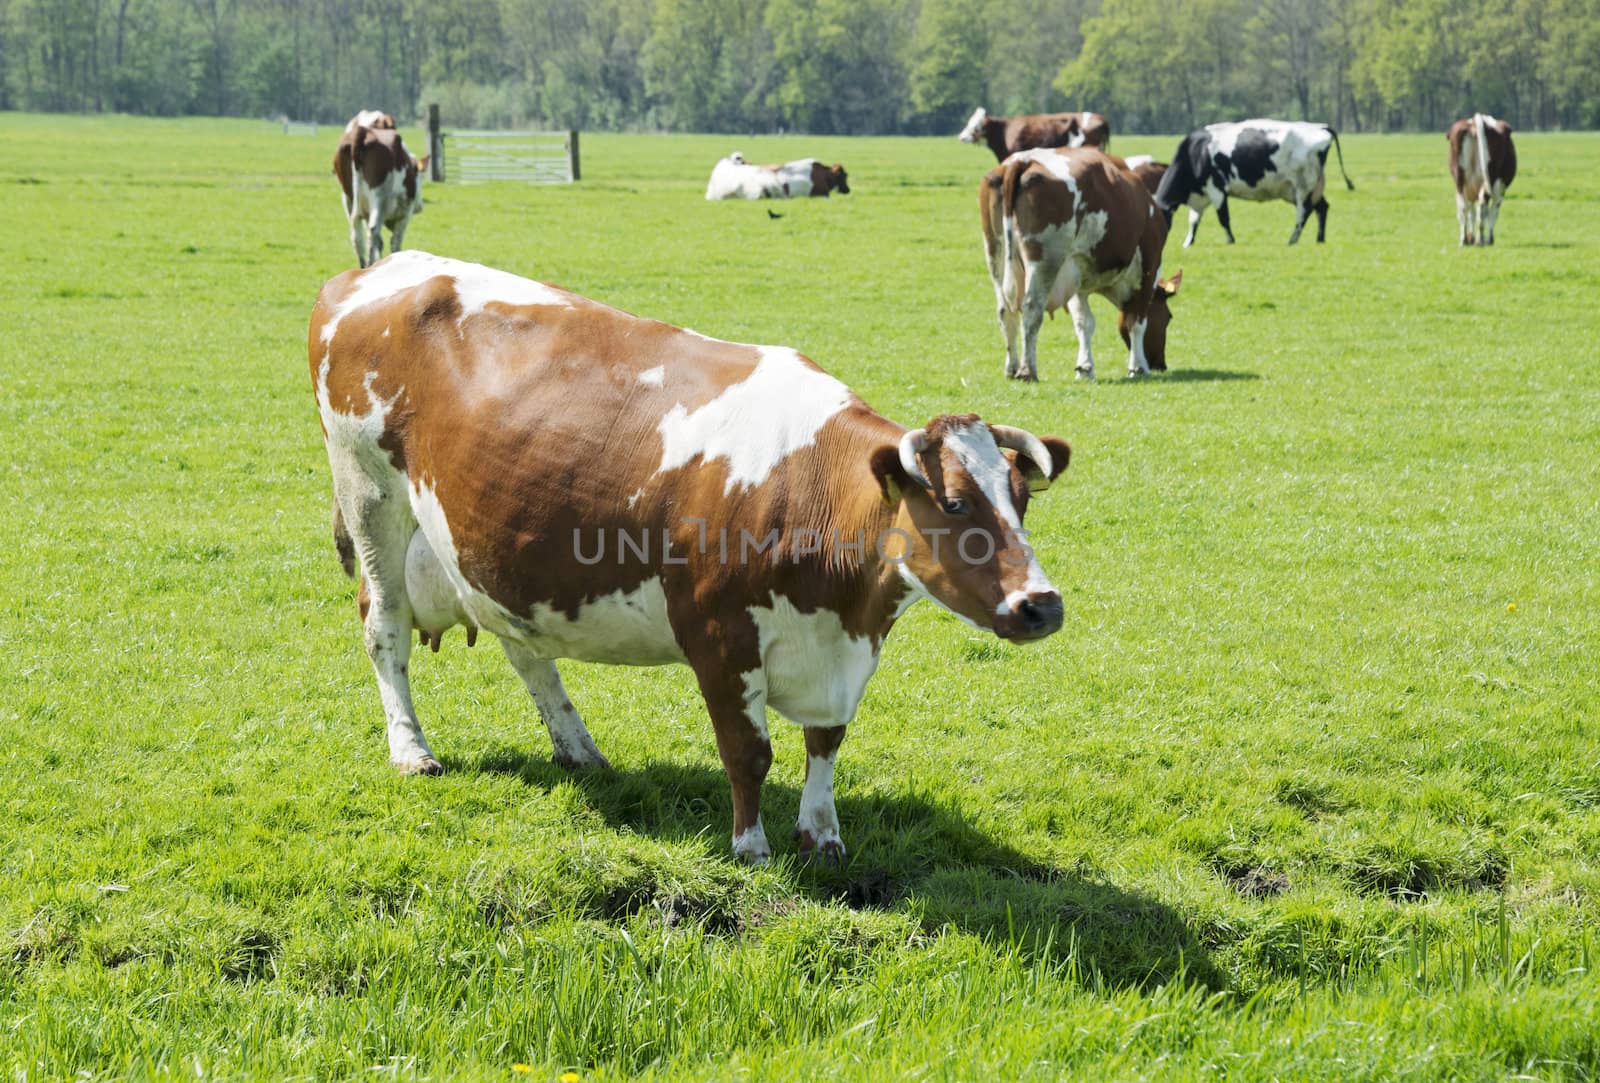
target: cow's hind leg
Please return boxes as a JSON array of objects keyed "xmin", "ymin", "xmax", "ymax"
[
  {"xmin": 1216, "ymin": 197, "xmax": 1236, "ymax": 244},
  {"xmin": 1067, "ymin": 293, "xmax": 1095, "ymax": 379},
  {"xmin": 1456, "ymin": 191, "xmax": 1474, "ymax": 245},
  {"xmin": 330, "ymin": 458, "xmax": 441, "ymax": 775},
  {"xmin": 1288, "ymin": 193, "xmax": 1312, "ymax": 244},
  {"xmin": 796, "ymin": 726, "xmax": 847, "ymax": 866},
  {"xmin": 499, "ymin": 640, "xmax": 609, "ymax": 770},
  {"xmin": 1314, "ymin": 197, "xmax": 1330, "ymax": 243},
  {"xmin": 1018, "ymin": 255, "xmax": 1066, "ymax": 381}
]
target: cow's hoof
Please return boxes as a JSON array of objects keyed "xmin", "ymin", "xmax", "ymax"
[
  {"xmin": 732, "ymin": 824, "xmax": 771, "ymax": 866},
  {"xmin": 393, "ymin": 755, "xmax": 444, "ymax": 776},
  {"xmin": 1075, "ymin": 366, "xmax": 1095, "ymax": 381},
  {"xmin": 553, "ymin": 749, "xmax": 611, "ymax": 771},
  {"xmin": 800, "ymin": 831, "xmax": 851, "ymax": 863},
  {"xmin": 1011, "ymin": 369, "xmax": 1038, "ymax": 383}
]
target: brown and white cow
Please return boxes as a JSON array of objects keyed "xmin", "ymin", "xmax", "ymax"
[
  {"xmin": 705, "ymin": 153, "xmax": 850, "ymax": 200},
  {"xmin": 332, "ymin": 123, "xmax": 429, "ymax": 268},
  {"xmin": 982, "ymin": 148, "xmax": 1181, "ymax": 380},
  {"xmin": 344, "ymin": 109, "xmax": 396, "ymax": 134},
  {"xmin": 1119, "ymin": 155, "xmax": 1168, "ymax": 197},
  {"xmin": 310, "ymin": 251, "xmax": 1071, "ymax": 864},
  {"xmin": 959, "ymin": 107, "xmax": 1111, "ymax": 161},
  {"xmin": 1448, "ymin": 114, "xmax": 1516, "ymax": 246}
]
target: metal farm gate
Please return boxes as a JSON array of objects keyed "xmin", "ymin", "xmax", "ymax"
[{"xmin": 442, "ymin": 129, "xmax": 580, "ymax": 185}]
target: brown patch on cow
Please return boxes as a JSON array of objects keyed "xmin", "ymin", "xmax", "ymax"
[{"xmin": 807, "ymin": 161, "xmax": 849, "ymax": 196}]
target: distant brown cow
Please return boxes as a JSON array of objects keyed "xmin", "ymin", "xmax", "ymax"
[
  {"xmin": 959, "ymin": 107, "xmax": 1110, "ymax": 161},
  {"xmin": 333, "ymin": 123, "xmax": 429, "ymax": 268},
  {"xmin": 981, "ymin": 148, "xmax": 1181, "ymax": 381},
  {"xmin": 1447, "ymin": 113, "xmax": 1516, "ymax": 246}
]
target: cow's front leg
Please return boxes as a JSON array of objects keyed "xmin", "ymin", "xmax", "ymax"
[
  {"xmin": 693, "ymin": 662, "xmax": 773, "ymax": 863},
  {"xmin": 1183, "ymin": 205, "xmax": 1204, "ymax": 247},
  {"xmin": 389, "ymin": 216, "xmax": 408, "ymax": 255},
  {"xmin": 796, "ymin": 726, "xmax": 847, "ymax": 866},
  {"xmin": 1215, "ymin": 197, "xmax": 1235, "ymax": 244},
  {"xmin": 1067, "ymin": 293, "xmax": 1095, "ymax": 379},
  {"xmin": 500, "ymin": 640, "xmax": 609, "ymax": 770},
  {"xmin": 1125, "ymin": 313, "xmax": 1151, "ymax": 378}
]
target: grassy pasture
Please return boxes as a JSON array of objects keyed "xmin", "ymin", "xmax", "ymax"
[{"xmin": 3, "ymin": 111, "xmax": 1600, "ymax": 1079}]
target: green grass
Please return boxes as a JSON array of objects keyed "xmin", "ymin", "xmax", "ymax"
[{"xmin": 3, "ymin": 112, "xmax": 1600, "ymax": 1079}]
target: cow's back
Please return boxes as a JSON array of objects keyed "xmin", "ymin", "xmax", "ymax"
[{"xmin": 311, "ymin": 252, "xmax": 863, "ymax": 627}]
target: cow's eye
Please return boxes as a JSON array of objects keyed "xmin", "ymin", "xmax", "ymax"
[{"xmin": 940, "ymin": 496, "xmax": 969, "ymax": 517}]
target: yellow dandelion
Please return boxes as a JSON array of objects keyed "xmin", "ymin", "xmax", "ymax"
[
  {"xmin": 1507, "ymin": 602, "xmax": 1518, "ymax": 612},
  {"xmin": 511, "ymin": 1066, "xmax": 532, "ymax": 1075},
  {"xmin": 560, "ymin": 1073, "xmax": 581, "ymax": 1083}
]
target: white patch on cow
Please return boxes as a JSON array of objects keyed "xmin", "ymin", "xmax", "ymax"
[
  {"xmin": 321, "ymin": 253, "xmax": 570, "ymax": 355},
  {"xmin": 625, "ymin": 488, "xmax": 643, "ymax": 508},
  {"xmin": 705, "ymin": 155, "xmax": 787, "ymax": 200},
  {"xmin": 638, "ymin": 365, "xmax": 665, "ymax": 387},
  {"xmin": 408, "ymin": 481, "xmax": 685, "ymax": 666},
  {"xmin": 404, "ymin": 529, "xmax": 469, "ymax": 636},
  {"xmin": 320, "ymin": 250, "xmax": 459, "ymax": 345},
  {"xmin": 942, "ymin": 423, "xmax": 1055, "ymax": 610},
  {"xmin": 776, "ymin": 159, "xmax": 817, "ymax": 197},
  {"xmin": 451, "ymin": 261, "xmax": 569, "ymax": 319},
  {"xmin": 959, "ymin": 107, "xmax": 988, "ymax": 142},
  {"xmin": 382, "ymin": 326, "xmax": 391, "ymax": 338},
  {"xmin": 1125, "ymin": 154, "xmax": 1154, "ymax": 170},
  {"xmin": 655, "ymin": 346, "xmax": 852, "ymax": 493},
  {"xmin": 748, "ymin": 595, "xmax": 880, "ymax": 727}
]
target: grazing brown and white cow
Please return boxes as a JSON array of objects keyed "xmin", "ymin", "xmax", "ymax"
[
  {"xmin": 1448, "ymin": 114, "xmax": 1516, "ymax": 246},
  {"xmin": 982, "ymin": 148, "xmax": 1181, "ymax": 380},
  {"xmin": 1118, "ymin": 154, "xmax": 1168, "ymax": 197},
  {"xmin": 959, "ymin": 107, "xmax": 1111, "ymax": 161},
  {"xmin": 332, "ymin": 123, "xmax": 429, "ymax": 268},
  {"xmin": 311, "ymin": 251, "xmax": 1071, "ymax": 864}
]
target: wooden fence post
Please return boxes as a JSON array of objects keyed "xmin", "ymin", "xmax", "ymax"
[
  {"xmin": 568, "ymin": 129, "xmax": 580, "ymax": 182},
  {"xmin": 428, "ymin": 104, "xmax": 443, "ymax": 182}
]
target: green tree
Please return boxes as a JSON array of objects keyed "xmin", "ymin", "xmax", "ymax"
[{"xmin": 908, "ymin": 0, "xmax": 988, "ymax": 133}]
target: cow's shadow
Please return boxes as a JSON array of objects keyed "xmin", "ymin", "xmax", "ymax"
[{"xmin": 455, "ymin": 747, "xmax": 1225, "ymax": 992}]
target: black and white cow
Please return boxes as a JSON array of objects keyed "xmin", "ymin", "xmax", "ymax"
[{"xmin": 1154, "ymin": 120, "xmax": 1353, "ymax": 246}]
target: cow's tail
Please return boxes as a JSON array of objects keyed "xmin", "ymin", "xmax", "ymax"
[
  {"xmin": 1473, "ymin": 113, "xmax": 1491, "ymax": 189},
  {"xmin": 1327, "ymin": 126, "xmax": 1354, "ymax": 190},
  {"xmin": 999, "ymin": 156, "xmax": 1031, "ymax": 300},
  {"xmin": 332, "ymin": 502, "xmax": 356, "ymax": 578}
]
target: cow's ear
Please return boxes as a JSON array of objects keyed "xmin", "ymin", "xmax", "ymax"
[
  {"xmin": 415, "ymin": 154, "xmax": 431, "ymax": 173},
  {"xmin": 1159, "ymin": 269, "xmax": 1183, "ymax": 297},
  {"xmin": 870, "ymin": 445, "xmax": 911, "ymax": 505},
  {"xmin": 1041, "ymin": 436, "xmax": 1072, "ymax": 480},
  {"xmin": 1005, "ymin": 437, "xmax": 1071, "ymax": 491}
]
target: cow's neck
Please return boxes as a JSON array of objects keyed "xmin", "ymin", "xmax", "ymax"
[
  {"xmin": 778, "ymin": 406, "xmax": 916, "ymax": 645},
  {"xmin": 985, "ymin": 123, "xmax": 1009, "ymax": 161}
]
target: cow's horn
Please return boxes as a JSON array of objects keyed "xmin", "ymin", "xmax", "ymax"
[
  {"xmin": 990, "ymin": 425, "xmax": 1054, "ymax": 491},
  {"xmin": 898, "ymin": 429, "xmax": 933, "ymax": 490}
]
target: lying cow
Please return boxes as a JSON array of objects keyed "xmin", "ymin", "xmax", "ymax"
[
  {"xmin": 982, "ymin": 148, "xmax": 1182, "ymax": 381},
  {"xmin": 1448, "ymin": 114, "xmax": 1516, "ymax": 246},
  {"xmin": 705, "ymin": 152, "xmax": 849, "ymax": 200},
  {"xmin": 959, "ymin": 107, "xmax": 1111, "ymax": 161},
  {"xmin": 311, "ymin": 251, "xmax": 1071, "ymax": 864},
  {"xmin": 1155, "ymin": 120, "xmax": 1353, "ymax": 246},
  {"xmin": 333, "ymin": 121, "xmax": 428, "ymax": 268}
]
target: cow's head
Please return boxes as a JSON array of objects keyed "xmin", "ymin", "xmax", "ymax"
[
  {"xmin": 1119, "ymin": 271, "xmax": 1182, "ymax": 371},
  {"xmin": 829, "ymin": 164, "xmax": 850, "ymax": 194},
  {"xmin": 406, "ymin": 154, "xmax": 431, "ymax": 214},
  {"xmin": 1153, "ymin": 135, "xmax": 1201, "ymax": 220},
  {"xmin": 958, "ymin": 108, "xmax": 989, "ymax": 143},
  {"xmin": 870, "ymin": 414, "xmax": 1070, "ymax": 642}
]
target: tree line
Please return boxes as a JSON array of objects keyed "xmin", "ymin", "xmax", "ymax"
[{"xmin": 3, "ymin": 0, "xmax": 1597, "ymax": 134}]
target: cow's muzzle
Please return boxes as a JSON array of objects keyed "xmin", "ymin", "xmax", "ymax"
[{"xmin": 996, "ymin": 591, "xmax": 1064, "ymax": 642}]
